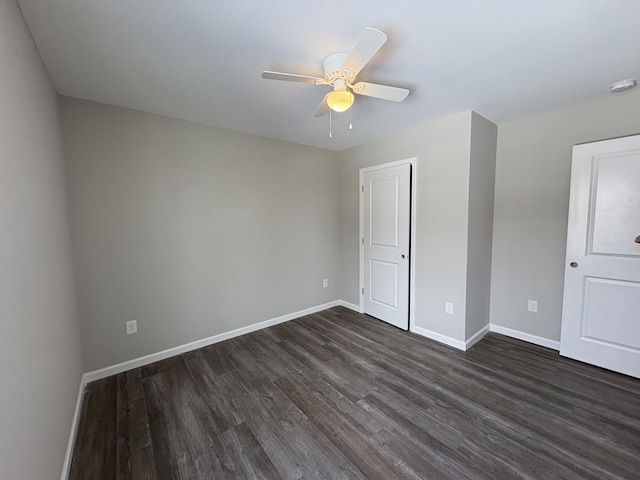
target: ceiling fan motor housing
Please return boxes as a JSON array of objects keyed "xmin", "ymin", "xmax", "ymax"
[{"xmin": 323, "ymin": 53, "xmax": 355, "ymax": 84}]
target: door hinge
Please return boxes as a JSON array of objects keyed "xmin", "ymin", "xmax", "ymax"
[
  {"xmin": 362, "ymin": 288, "xmax": 365, "ymax": 295},
  {"xmin": 361, "ymin": 185, "xmax": 364, "ymax": 193},
  {"xmin": 362, "ymin": 237, "xmax": 364, "ymax": 244}
]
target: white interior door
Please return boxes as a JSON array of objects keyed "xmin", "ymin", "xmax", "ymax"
[
  {"xmin": 362, "ymin": 163, "xmax": 411, "ymax": 330},
  {"xmin": 560, "ymin": 134, "xmax": 640, "ymax": 379}
]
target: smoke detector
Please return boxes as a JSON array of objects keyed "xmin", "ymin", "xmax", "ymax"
[{"xmin": 609, "ymin": 78, "xmax": 637, "ymax": 93}]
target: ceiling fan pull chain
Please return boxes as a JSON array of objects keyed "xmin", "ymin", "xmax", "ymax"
[
  {"xmin": 329, "ymin": 109, "xmax": 332, "ymax": 138},
  {"xmin": 349, "ymin": 101, "xmax": 353, "ymax": 130}
]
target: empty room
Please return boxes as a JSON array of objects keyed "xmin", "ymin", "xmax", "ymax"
[{"xmin": 2, "ymin": 0, "xmax": 640, "ymax": 479}]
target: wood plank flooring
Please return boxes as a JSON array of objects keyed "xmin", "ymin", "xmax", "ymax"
[{"xmin": 69, "ymin": 307, "xmax": 640, "ymax": 479}]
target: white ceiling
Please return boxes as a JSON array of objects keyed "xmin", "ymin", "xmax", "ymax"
[{"xmin": 17, "ymin": 0, "xmax": 640, "ymax": 151}]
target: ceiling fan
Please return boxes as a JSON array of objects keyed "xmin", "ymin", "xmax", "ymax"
[{"xmin": 261, "ymin": 27, "xmax": 410, "ymax": 117}]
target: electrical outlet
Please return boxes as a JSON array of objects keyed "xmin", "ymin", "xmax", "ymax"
[
  {"xmin": 445, "ymin": 302, "xmax": 454, "ymax": 315},
  {"xmin": 125, "ymin": 320, "xmax": 137, "ymax": 335},
  {"xmin": 528, "ymin": 300, "xmax": 538, "ymax": 313},
  {"xmin": 323, "ymin": 278, "xmax": 328, "ymax": 288}
]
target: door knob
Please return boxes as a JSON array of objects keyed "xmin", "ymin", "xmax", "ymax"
[
  {"xmin": 401, "ymin": 254, "xmax": 406, "ymax": 259},
  {"xmin": 570, "ymin": 262, "xmax": 578, "ymax": 268},
  {"xmin": 635, "ymin": 235, "xmax": 640, "ymax": 244}
]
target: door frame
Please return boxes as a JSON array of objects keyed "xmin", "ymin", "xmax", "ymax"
[{"xmin": 359, "ymin": 157, "xmax": 417, "ymax": 331}]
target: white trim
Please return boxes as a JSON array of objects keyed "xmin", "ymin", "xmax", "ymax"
[
  {"xmin": 359, "ymin": 166, "xmax": 365, "ymax": 314},
  {"xmin": 489, "ymin": 324, "xmax": 560, "ymax": 350},
  {"xmin": 465, "ymin": 324, "xmax": 490, "ymax": 350},
  {"xmin": 338, "ymin": 300, "xmax": 361, "ymax": 312},
  {"xmin": 60, "ymin": 375, "xmax": 87, "ymax": 480},
  {"xmin": 412, "ymin": 325, "xmax": 467, "ymax": 351},
  {"xmin": 411, "ymin": 323, "xmax": 560, "ymax": 352},
  {"xmin": 359, "ymin": 157, "xmax": 418, "ymax": 328},
  {"xmin": 408, "ymin": 159, "xmax": 418, "ymax": 334},
  {"xmin": 84, "ymin": 300, "xmax": 339, "ymax": 382}
]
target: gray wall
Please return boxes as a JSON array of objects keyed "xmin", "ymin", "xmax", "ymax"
[
  {"xmin": 465, "ymin": 113, "xmax": 497, "ymax": 339},
  {"xmin": 0, "ymin": 1, "xmax": 84, "ymax": 479},
  {"xmin": 339, "ymin": 111, "xmax": 475, "ymax": 342},
  {"xmin": 61, "ymin": 98, "xmax": 340, "ymax": 371},
  {"xmin": 490, "ymin": 90, "xmax": 640, "ymax": 341}
]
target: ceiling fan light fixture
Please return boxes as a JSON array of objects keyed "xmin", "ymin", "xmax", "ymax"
[{"xmin": 327, "ymin": 90, "xmax": 354, "ymax": 112}]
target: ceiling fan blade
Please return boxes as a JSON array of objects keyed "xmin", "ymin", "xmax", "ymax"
[
  {"xmin": 313, "ymin": 94, "xmax": 330, "ymax": 117},
  {"xmin": 261, "ymin": 71, "xmax": 323, "ymax": 84},
  {"xmin": 352, "ymin": 82, "xmax": 409, "ymax": 102},
  {"xmin": 342, "ymin": 27, "xmax": 387, "ymax": 76}
]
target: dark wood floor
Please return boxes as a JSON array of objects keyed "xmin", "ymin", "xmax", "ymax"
[{"xmin": 70, "ymin": 307, "xmax": 640, "ymax": 479}]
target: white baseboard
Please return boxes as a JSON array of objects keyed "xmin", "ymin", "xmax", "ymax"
[
  {"xmin": 412, "ymin": 324, "xmax": 491, "ymax": 352},
  {"xmin": 489, "ymin": 324, "xmax": 560, "ymax": 350},
  {"xmin": 84, "ymin": 300, "xmax": 340, "ymax": 382},
  {"xmin": 406, "ymin": 323, "xmax": 559, "ymax": 353},
  {"xmin": 411, "ymin": 325, "xmax": 467, "ymax": 351},
  {"xmin": 465, "ymin": 324, "xmax": 490, "ymax": 350},
  {"xmin": 338, "ymin": 300, "xmax": 361, "ymax": 312},
  {"xmin": 60, "ymin": 375, "xmax": 87, "ymax": 480}
]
